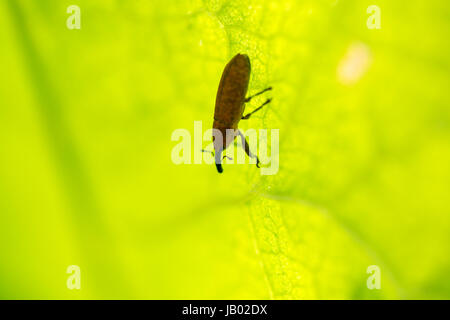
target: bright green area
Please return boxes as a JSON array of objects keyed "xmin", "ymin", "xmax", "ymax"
[{"xmin": 0, "ymin": 0, "xmax": 449, "ymax": 299}]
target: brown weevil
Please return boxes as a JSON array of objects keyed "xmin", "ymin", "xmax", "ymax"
[{"xmin": 203, "ymin": 53, "xmax": 272, "ymax": 173}]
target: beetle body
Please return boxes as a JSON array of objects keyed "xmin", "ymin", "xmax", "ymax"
[
  {"xmin": 213, "ymin": 54, "xmax": 250, "ymax": 172},
  {"xmin": 210, "ymin": 53, "xmax": 272, "ymax": 173},
  {"xmin": 214, "ymin": 54, "xmax": 251, "ymax": 134}
]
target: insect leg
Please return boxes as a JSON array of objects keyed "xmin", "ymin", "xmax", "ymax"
[
  {"xmin": 241, "ymin": 98, "xmax": 272, "ymax": 120},
  {"xmin": 201, "ymin": 149, "xmax": 214, "ymax": 156},
  {"xmin": 244, "ymin": 86, "xmax": 272, "ymax": 103},
  {"xmin": 237, "ymin": 130, "xmax": 260, "ymax": 168}
]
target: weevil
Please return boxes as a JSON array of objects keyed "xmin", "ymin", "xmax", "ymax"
[{"xmin": 203, "ymin": 53, "xmax": 272, "ymax": 173}]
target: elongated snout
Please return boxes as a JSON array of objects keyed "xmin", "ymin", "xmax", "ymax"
[
  {"xmin": 215, "ymin": 148, "xmax": 223, "ymax": 173},
  {"xmin": 215, "ymin": 163, "xmax": 223, "ymax": 173}
]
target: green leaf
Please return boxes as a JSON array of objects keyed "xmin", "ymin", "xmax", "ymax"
[{"xmin": 0, "ymin": 0, "xmax": 449, "ymax": 299}]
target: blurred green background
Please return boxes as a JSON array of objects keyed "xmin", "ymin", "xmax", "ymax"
[{"xmin": 0, "ymin": 0, "xmax": 449, "ymax": 299}]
